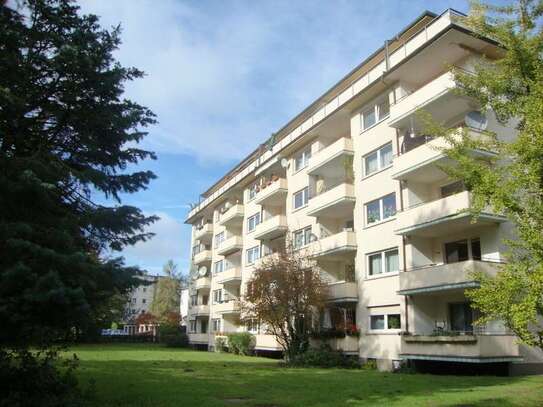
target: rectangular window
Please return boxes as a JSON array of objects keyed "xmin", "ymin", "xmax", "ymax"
[
  {"xmin": 213, "ymin": 260, "xmax": 224, "ymax": 274},
  {"xmin": 361, "ymin": 97, "xmax": 390, "ymax": 130},
  {"xmin": 445, "ymin": 240, "xmax": 469, "ymax": 263},
  {"xmin": 248, "ymin": 183, "xmax": 258, "ymax": 201},
  {"xmin": 190, "ymin": 295, "xmax": 197, "ymax": 306},
  {"xmin": 247, "ymin": 212, "xmax": 261, "ymax": 233},
  {"xmin": 247, "ymin": 319, "xmax": 259, "ymax": 333},
  {"xmin": 471, "ymin": 238, "xmax": 481, "ymax": 260},
  {"xmin": 213, "ymin": 289, "xmax": 222, "ymax": 304},
  {"xmin": 293, "ymin": 187, "xmax": 309, "ymax": 210},
  {"xmin": 214, "ymin": 231, "xmax": 225, "ymax": 248},
  {"xmin": 246, "ymin": 246, "xmax": 261, "ymax": 265},
  {"xmin": 370, "ymin": 314, "xmax": 401, "ymax": 331},
  {"xmin": 131, "ymin": 298, "xmax": 136, "ymax": 304},
  {"xmin": 142, "ymin": 299, "xmax": 146, "ymax": 304},
  {"xmin": 190, "ymin": 320, "xmax": 197, "ymax": 333},
  {"xmin": 365, "ymin": 193, "xmax": 396, "ymax": 225},
  {"xmin": 212, "ymin": 319, "xmax": 221, "ymax": 333},
  {"xmin": 368, "ymin": 248, "xmax": 399, "ymax": 276},
  {"xmin": 293, "ymin": 226, "xmax": 312, "ymax": 249},
  {"xmin": 441, "ymin": 180, "xmax": 465, "ymax": 198},
  {"xmin": 364, "ymin": 142, "xmax": 393, "ymax": 176},
  {"xmin": 201, "ymin": 320, "xmax": 208, "ymax": 334},
  {"xmin": 294, "ymin": 148, "xmax": 311, "ymax": 172},
  {"xmin": 449, "ymin": 303, "xmax": 473, "ymax": 332}
]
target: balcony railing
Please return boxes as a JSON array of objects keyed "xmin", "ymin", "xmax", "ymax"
[
  {"xmin": 327, "ymin": 281, "xmax": 358, "ymax": 303},
  {"xmin": 194, "ymin": 276, "xmax": 211, "ymax": 290},
  {"xmin": 193, "ymin": 249, "xmax": 212, "ymax": 265},
  {"xmin": 213, "ymin": 298, "xmax": 241, "ymax": 315},
  {"xmin": 307, "ymin": 137, "xmax": 354, "ymax": 176},
  {"xmin": 254, "ymin": 215, "xmax": 288, "ymax": 240},
  {"xmin": 255, "ymin": 178, "xmax": 288, "ymax": 206},
  {"xmin": 308, "ymin": 230, "xmax": 357, "ymax": 258},
  {"xmin": 398, "ymin": 259, "xmax": 501, "ymax": 295},
  {"xmin": 214, "ymin": 267, "xmax": 242, "ymax": 284},
  {"xmin": 218, "ymin": 204, "xmax": 244, "ymax": 227},
  {"xmin": 307, "ymin": 183, "xmax": 355, "ymax": 219},
  {"xmin": 189, "ymin": 304, "xmax": 210, "ymax": 316},
  {"xmin": 188, "ymin": 333, "xmax": 209, "ymax": 344},
  {"xmin": 216, "ymin": 235, "xmax": 243, "ymax": 256},
  {"xmin": 194, "ymin": 223, "xmax": 213, "ymax": 241}
]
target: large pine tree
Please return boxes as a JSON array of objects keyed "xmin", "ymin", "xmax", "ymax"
[{"xmin": 0, "ymin": 0, "xmax": 158, "ymax": 346}]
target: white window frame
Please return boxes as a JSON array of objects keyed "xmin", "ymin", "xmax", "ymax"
[
  {"xmin": 365, "ymin": 193, "xmax": 396, "ymax": 225},
  {"xmin": 360, "ymin": 96, "xmax": 390, "ymax": 131},
  {"xmin": 213, "ymin": 289, "xmax": 223, "ymax": 304},
  {"xmin": 214, "ymin": 231, "xmax": 225, "ymax": 248},
  {"xmin": 213, "ymin": 260, "xmax": 224, "ymax": 274},
  {"xmin": 248, "ymin": 183, "xmax": 258, "ymax": 201},
  {"xmin": 293, "ymin": 186, "xmax": 310, "ymax": 211},
  {"xmin": 293, "ymin": 148, "xmax": 311, "ymax": 172},
  {"xmin": 369, "ymin": 313, "xmax": 401, "ymax": 332},
  {"xmin": 367, "ymin": 248, "xmax": 399, "ymax": 277},
  {"xmin": 293, "ymin": 226, "xmax": 312, "ymax": 249},
  {"xmin": 212, "ymin": 318, "xmax": 221, "ymax": 333},
  {"xmin": 246, "ymin": 319, "xmax": 260, "ymax": 334},
  {"xmin": 246, "ymin": 245, "xmax": 261, "ymax": 265},
  {"xmin": 363, "ymin": 142, "xmax": 393, "ymax": 177},
  {"xmin": 247, "ymin": 212, "xmax": 261, "ymax": 233},
  {"xmin": 190, "ymin": 320, "xmax": 197, "ymax": 333}
]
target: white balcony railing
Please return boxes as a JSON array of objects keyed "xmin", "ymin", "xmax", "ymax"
[
  {"xmin": 194, "ymin": 223, "xmax": 213, "ymax": 241},
  {"xmin": 308, "ymin": 231, "xmax": 357, "ymax": 258},
  {"xmin": 307, "ymin": 183, "xmax": 355, "ymax": 218},
  {"xmin": 308, "ymin": 138, "xmax": 354, "ymax": 176},
  {"xmin": 254, "ymin": 215, "xmax": 288, "ymax": 240},
  {"xmin": 193, "ymin": 249, "xmax": 212, "ymax": 265},
  {"xmin": 194, "ymin": 276, "xmax": 211, "ymax": 290},
  {"xmin": 327, "ymin": 281, "xmax": 358, "ymax": 302},
  {"xmin": 218, "ymin": 204, "xmax": 244, "ymax": 227},
  {"xmin": 214, "ymin": 267, "xmax": 242, "ymax": 284},
  {"xmin": 255, "ymin": 178, "xmax": 288, "ymax": 206},
  {"xmin": 216, "ymin": 236, "xmax": 243, "ymax": 256}
]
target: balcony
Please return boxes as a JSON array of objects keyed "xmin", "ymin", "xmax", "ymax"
[
  {"xmin": 215, "ymin": 267, "xmax": 242, "ymax": 285},
  {"xmin": 327, "ymin": 281, "xmax": 358, "ymax": 303},
  {"xmin": 388, "ymin": 71, "xmax": 473, "ymax": 129},
  {"xmin": 309, "ymin": 231, "xmax": 357, "ymax": 259},
  {"xmin": 194, "ymin": 223, "xmax": 213, "ymax": 241},
  {"xmin": 216, "ymin": 236, "xmax": 243, "ymax": 256},
  {"xmin": 218, "ymin": 204, "xmax": 244, "ymax": 227},
  {"xmin": 392, "ymin": 129, "xmax": 494, "ymax": 183},
  {"xmin": 400, "ymin": 334, "xmax": 520, "ymax": 363},
  {"xmin": 255, "ymin": 178, "xmax": 288, "ymax": 206},
  {"xmin": 188, "ymin": 333, "xmax": 209, "ymax": 344},
  {"xmin": 214, "ymin": 299, "xmax": 241, "ymax": 315},
  {"xmin": 254, "ymin": 215, "xmax": 288, "ymax": 240},
  {"xmin": 398, "ymin": 260, "xmax": 501, "ymax": 295},
  {"xmin": 189, "ymin": 304, "xmax": 210, "ymax": 316},
  {"xmin": 394, "ymin": 191, "xmax": 506, "ymax": 237},
  {"xmin": 194, "ymin": 276, "xmax": 211, "ymax": 290},
  {"xmin": 308, "ymin": 138, "xmax": 354, "ymax": 177},
  {"xmin": 193, "ymin": 249, "xmax": 212, "ymax": 265},
  {"xmin": 307, "ymin": 183, "xmax": 355, "ymax": 219}
]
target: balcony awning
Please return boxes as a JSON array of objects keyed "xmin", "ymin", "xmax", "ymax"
[
  {"xmin": 397, "ymin": 281, "xmax": 479, "ymax": 296},
  {"xmin": 400, "ymin": 354, "xmax": 523, "ymax": 363}
]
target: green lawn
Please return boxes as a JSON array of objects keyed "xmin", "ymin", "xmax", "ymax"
[{"xmin": 67, "ymin": 344, "xmax": 543, "ymax": 406}]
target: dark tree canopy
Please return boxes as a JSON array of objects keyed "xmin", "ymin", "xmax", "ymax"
[{"xmin": 0, "ymin": 0, "xmax": 158, "ymax": 346}]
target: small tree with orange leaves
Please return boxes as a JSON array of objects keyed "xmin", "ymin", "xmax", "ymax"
[{"xmin": 242, "ymin": 240, "xmax": 327, "ymax": 360}]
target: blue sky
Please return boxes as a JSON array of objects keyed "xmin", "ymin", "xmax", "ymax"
[{"xmin": 79, "ymin": 0, "xmax": 473, "ymax": 276}]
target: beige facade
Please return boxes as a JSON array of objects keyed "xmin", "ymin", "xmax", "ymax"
[{"xmin": 185, "ymin": 9, "xmax": 543, "ymax": 371}]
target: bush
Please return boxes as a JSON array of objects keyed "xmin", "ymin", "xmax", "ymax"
[
  {"xmin": 214, "ymin": 336, "xmax": 228, "ymax": 352},
  {"xmin": 0, "ymin": 348, "xmax": 85, "ymax": 407},
  {"xmin": 226, "ymin": 332, "xmax": 255, "ymax": 355},
  {"xmin": 288, "ymin": 345, "xmax": 360, "ymax": 369},
  {"xmin": 159, "ymin": 323, "xmax": 189, "ymax": 348}
]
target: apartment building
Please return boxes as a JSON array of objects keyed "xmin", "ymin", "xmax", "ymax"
[
  {"xmin": 185, "ymin": 9, "xmax": 543, "ymax": 374},
  {"xmin": 123, "ymin": 274, "xmax": 161, "ymax": 321}
]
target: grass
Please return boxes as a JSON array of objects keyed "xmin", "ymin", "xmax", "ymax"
[{"xmin": 66, "ymin": 343, "xmax": 543, "ymax": 406}]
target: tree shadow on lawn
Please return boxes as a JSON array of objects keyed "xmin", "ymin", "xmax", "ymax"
[{"xmin": 75, "ymin": 359, "xmax": 540, "ymax": 407}]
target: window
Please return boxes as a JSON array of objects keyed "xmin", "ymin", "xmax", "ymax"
[
  {"xmin": 445, "ymin": 238, "xmax": 481, "ymax": 263},
  {"xmin": 246, "ymin": 246, "xmax": 260, "ymax": 265},
  {"xmin": 248, "ymin": 183, "xmax": 258, "ymax": 201},
  {"xmin": 370, "ymin": 314, "xmax": 401, "ymax": 331},
  {"xmin": 213, "ymin": 260, "xmax": 224, "ymax": 274},
  {"xmin": 294, "ymin": 148, "xmax": 311, "ymax": 172},
  {"xmin": 293, "ymin": 226, "xmax": 312, "ymax": 249},
  {"xmin": 190, "ymin": 295, "xmax": 197, "ymax": 306},
  {"xmin": 246, "ymin": 319, "xmax": 260, "ymax": 333},
  {"xmin": 212, "ymin": 319, "xmax": 221, "ymax": 333},
  {"xmin": 449, "ymin": 303, "xmax": 473, "ymax": 332},
  {"xmin": 368, "ymin": 248, "xmax": 399, "ymax": 276},
  {"xmin": 441, "ymin": 180, "xmax": 465, "ymax": 198},
  {"xmin": 247, "ymin": 212, "xmax": 261, "ymax": 233},
  {"xmin": 361, "ymin": 97, "xmax": 390, "ymax": 131},
  {"xmin": 365, "ymin": 193, "xmax": 396, "ymax": 225},
  {"xmin": 131, "ymin": 298, "xmax": 136, "ymax": 304},
  {"xmin": 142, "ymin": 299, "xmax": 146, "ymax": 304},
  {"xmin": 213, "ymin": 289, "xmax": 223, "ymax": 304},
  {"xmin": 293, "ymin": 186, "xmax": 309, "ymax": 210},
  {"xmin": 201, "ymin": 320, "xmax": 208, "ymax": 334},
  {"xmin": 364, "ymin": 143, "xmax": 393, "ymax": 176},
  {"xmin": 214, "ymin": 232, "xmax": 225, "ymax": 248},
  {"xmin": 142, "ymin": 287, "xmax": 146, "ymax": 293},
  {"xmin": 190, "ymin": 320, "xmax": 197, "ymax": 333}
]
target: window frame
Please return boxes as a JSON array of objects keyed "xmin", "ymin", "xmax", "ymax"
[
  {"xmin": 369, "ymin": 313, "xmax": 402, "ymax": 332},
  {"xmin": 293, "ymin": 186, "xmax": 310, "ymax": 211},
  {"xmin": 293, "ymin": 148, "xmax": 312, "ymax": 173},
  {"xmin": 190, "ymin": 320, "xmax": 197, "ymax": 333},
  {"xmin": 248, "ymin": 183, "xmax": 259, "ymax": 201},
  {"xmin": 363, "ymin": 142, "xmax": 393, "ymax": 177},
  {"xmin": 360, "ymin": 96, "xmax": 390, "ymax": 132},
  {"xmin": 246, "ymin": 245, "xmax": 261, "ymax": 265},
  {"xmin": 212, "ymin": 318, "xmax": 221, "ymax": 333},
  {"xmin": 293, "ymin": 226, "xmax": 312, "ymax": 249},
  {"xmin": 365, "ymin": 192, "xmax": 396, "ymax": 225},
  {"xmin": 212, "ymin": 289, "xmax": 223, "ymax": 304},
  {"xmin": 247, "ymin": 212, "xmax": 261, "ymax": 233},
  {"xmin": 214, "ymin": 231, "xmax": 225, "ymax": 248},
  {"xmin": 367, "ymin": 248, "xmax": 399, "ymax": 277},
  {"xmin": 213, "ymin": 260, "xmax": 224, "ymax": 274}
]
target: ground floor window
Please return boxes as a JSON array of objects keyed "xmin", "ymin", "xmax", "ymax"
[
  {"xmin": 246, "ymin": 319, "xmax": 260, "ymax": 333},
  {"xmin": 369, "ymin": 313, "xmax": 401, "ymax": 331},
  {"xmin": 449, "ymin": 302, "xmax": 473, "ymax": 333},
  {"xmin": 212, "ymin": 318, "xmax": 221, "ymax": 333},
  {"xmin": 190, "ymin": 320, "xmax": 197, "ymax": 333}
]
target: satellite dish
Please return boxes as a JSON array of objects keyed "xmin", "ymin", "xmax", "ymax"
[
  {"xmin": 198, "ymin": 266, "xmax": 208, "ymax": 277},
  {"xmin": 465, "ymin": 111, "xmax": 488, "ymax": 131},
  {"xmin": 280, "ymin": 158, "xmax": 289, "ymax": 168}
]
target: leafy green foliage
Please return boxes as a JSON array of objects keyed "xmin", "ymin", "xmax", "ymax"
[
  {"xmin": 150, "ymin": 260, "xmax": 186, "ymax": 322},
  {"xmin": 158, "ymin": 323, "xmax": 189, "ymax": 348},
  {"xmin": 226, "ymin": 332, "xmax": 255, "ymax": 355},
  {"xmin": 433, "ymin": 0, "xmax": 543, "ymax": 348},
  {"xmin": 288, "ymin": 344, "xmax": 360, "ymax": 369},
  {"xmin": 0, "ymin": 0, "xmax": 157, "ymax": 347}
]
